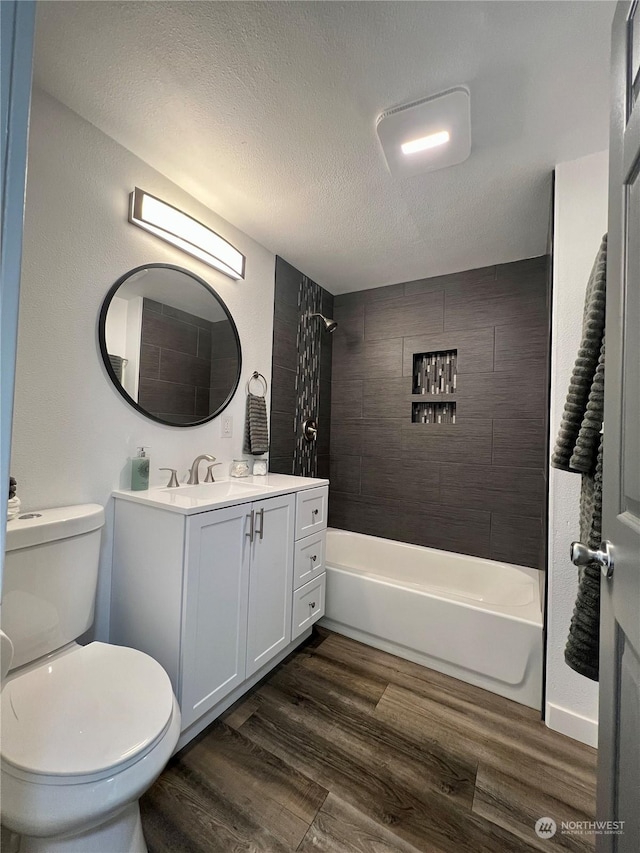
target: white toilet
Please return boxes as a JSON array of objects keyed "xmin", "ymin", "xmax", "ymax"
[{"xmin": 1, "ymin": 505, "xmax": 181, "ymax": 853}]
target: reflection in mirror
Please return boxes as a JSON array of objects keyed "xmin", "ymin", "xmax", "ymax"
[{"xmin": 99, "ymin": 264, "xmax": 241, "ymax": 426}]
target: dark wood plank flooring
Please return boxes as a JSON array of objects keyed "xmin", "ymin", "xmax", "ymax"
[{"xmin": 140, "ymin": 629, "xmax": 597, "ymax": 852}]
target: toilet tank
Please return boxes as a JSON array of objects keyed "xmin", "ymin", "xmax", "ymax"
[{"xmin": 3, "ymin": 505, "xmax": 105, "ymax": 671}]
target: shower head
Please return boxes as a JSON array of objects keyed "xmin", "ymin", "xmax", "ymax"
[{"xmin": 310, "ymin": 312, "xmax": 338, "ymax": 333}]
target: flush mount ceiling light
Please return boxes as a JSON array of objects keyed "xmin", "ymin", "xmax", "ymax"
[
  {"xmin": 376, "ymin": 86, "xmax": 471, "ymax": 178},
  {"xmin": 128, "ymin": 188, "xmax": 245, "ymax": 280}
]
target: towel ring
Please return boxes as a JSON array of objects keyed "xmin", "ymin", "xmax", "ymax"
[{"xmin": 247, "ymin": 371, "xmax": 268, "ymax": 397}]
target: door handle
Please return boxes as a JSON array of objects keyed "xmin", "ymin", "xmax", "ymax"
[
  {"xmin": 570, "ymin": 540, "xmax": 614, "ymax": 579},
  {"xmin": 246, "ymin": 510, "xmax": 255, "ymax": 543},
  {"xmin": 256, "ymin": 507, "xmax": 265, "ymax": 541}
]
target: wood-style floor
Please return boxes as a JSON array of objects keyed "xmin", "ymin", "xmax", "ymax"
[{"xmin": 140, "ymin": 629, "xmax": 597, "ymax": 853}]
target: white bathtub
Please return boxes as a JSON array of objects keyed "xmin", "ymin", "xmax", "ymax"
[{"xmin": 321, "ymin": 529, "xmax": 543, "ymax": 709}]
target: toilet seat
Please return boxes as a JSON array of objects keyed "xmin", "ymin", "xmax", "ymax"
[{"xmin": 1, "ymin": 642, "xmax": 174, "ymax": 782}]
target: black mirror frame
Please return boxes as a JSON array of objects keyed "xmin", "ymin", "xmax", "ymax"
[{"xmin": 98, "ymin": 263, "xmax": 242, "ymax": 427}]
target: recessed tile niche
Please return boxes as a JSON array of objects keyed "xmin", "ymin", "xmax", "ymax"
[
  {"xmin": 412, "ymin": 401, "xmax": 456, "ymax": 424},
  {"xmin": 411, "ymin": 349, "xmax": 457, "ymax": 423}
]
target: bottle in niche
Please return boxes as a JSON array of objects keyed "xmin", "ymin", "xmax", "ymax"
[{"xmin": 131, "ymin": 447, "xmax": 150, "ymax": 491}]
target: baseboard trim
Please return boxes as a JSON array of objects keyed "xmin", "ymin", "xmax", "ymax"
[{"xmin": 546, "ymin": 701, "xmax": 598, "ymax": 748}]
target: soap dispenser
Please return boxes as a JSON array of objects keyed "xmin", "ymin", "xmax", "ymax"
[{"xmin": 131, "ymin": 446, "xmax": 150, "ymax": 491}]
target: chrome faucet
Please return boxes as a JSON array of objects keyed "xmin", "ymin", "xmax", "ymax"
[{"xmin": 187, "ymin": 455, "xmax": 216, "ymax": 485}]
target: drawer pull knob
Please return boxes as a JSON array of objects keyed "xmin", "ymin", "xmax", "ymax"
[
  {"xmin": 312, "ymin": 509, "xmax": 319, "ymax": 516},
  {"xmin": 311, "ymin": 555, "xmax": 317, "ymax": 561},
  {"xmin": 309, "ymin": 601, "xmax": 316, "ymax": 609}
]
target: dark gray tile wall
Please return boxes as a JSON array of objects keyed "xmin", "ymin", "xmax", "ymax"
[
  {"xmin": 209, "ymin": 320, "xmax": 240, "ymax": 405},
  {"xmin": 269, "ymin": 257, "xmax": 333, "ymax": 476},
  {"xmin": 329, "ymin": 256, "xmax": 551, "ymax": 570},
  {"xmin": 402, "ymin": 420, "xmax": 493, "ymax": 465},
  {"xmin": 139, "ymin": 298, "xmax": 213, "ymax": 422},
  {"xmin": 138, "ymin": 301, "xmax": 240, "ymax": 423}
]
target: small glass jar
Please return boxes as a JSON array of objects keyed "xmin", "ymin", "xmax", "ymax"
[
  {"xmin": 252, "ymin": 459, "xmax": 268, "ymax": 476},
  {"xmin": 230, "ymin": 459, "xmax": 251, "ymax": 478}
]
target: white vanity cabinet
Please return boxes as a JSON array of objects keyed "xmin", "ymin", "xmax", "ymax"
[
  {"xmin": 244, "ymin": 494, "xmax": 294, "ymax": 678},
  {"xmin": 180, "ymin": 498, "xmax": 285, "ymax": 728},
  {"xmin": 291, "ymin": 487, "xmax": 328, "ymax": 640},
  {"xmin": 181, "ymin": 504, "xmax": 250, "ymax": 727},
  {"xmin": 111, "ymin": 476, "xmax": 327, "ymax": 747},
  {"xmin": 181, "ymin": 493, "xmax": 294, "ymax": 726}
]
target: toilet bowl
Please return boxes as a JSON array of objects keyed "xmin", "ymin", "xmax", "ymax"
[
  {"xmin": 0, "ymin": 506, "xmax": 181, "ymax": 852},
  {"xmin": 1, "ymin": 643, "xmax": 180, "ymax": 852}
]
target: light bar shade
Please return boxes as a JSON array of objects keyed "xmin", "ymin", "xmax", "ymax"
[
  {"xmin": 129, "ymin": 188, "xmax": 245, "ymax": 280},
  {"xmin": 401, "ymin": 130, "xmax": 450, "ymax": 156}
]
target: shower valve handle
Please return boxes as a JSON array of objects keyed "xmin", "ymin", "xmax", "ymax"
[{"xmin": 303, "ymin": 418, "xmax": 318, "ymax": 442}]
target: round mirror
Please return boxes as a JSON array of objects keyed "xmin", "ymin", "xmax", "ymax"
[{"xmin": 99, "ymin": 264, "xmax": 241, "ymax": 426}]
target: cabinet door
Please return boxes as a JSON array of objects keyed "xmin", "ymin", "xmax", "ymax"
[
  {"xmin": 246, "ymin": 493, "xmax": 295, "ymax": 677},
  {"xmin": 181, "ymin": 504, "xmax": 251, "ymax": 728}
]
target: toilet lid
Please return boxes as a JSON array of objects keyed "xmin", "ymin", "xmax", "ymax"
[{"xmin": 1, "ymin": 642, "xmax": 174, "ymax": 777}]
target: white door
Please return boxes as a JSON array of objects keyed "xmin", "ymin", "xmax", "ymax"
[
  {"xmin": 181, "ymin": 504, "xmax": 251, "ymax": 728},
  {"xmin": 246, "ymin": 493, "xmax": 295, "ymax": 677},
  {"xmin": 0, "ymin": 0, "xmax": 35, "ymax": 587},
  {"xmin": 598, "ymin": 4, "xmax": 640, "ymax": 851}
]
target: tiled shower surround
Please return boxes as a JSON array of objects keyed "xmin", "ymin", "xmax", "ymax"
[
  {"xmin": 329, "ymin": 256, "xmax": 551, "ymax": 570},
  {"xmin": 269, "ymin": 257, "xmax": 333, "ymax": 478}
]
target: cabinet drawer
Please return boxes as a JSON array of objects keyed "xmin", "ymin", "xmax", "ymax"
[
  {"xmin": 294, "ymin": 532, "xmax": 326, "ymax": 590},
  {"xmin": 292, "ymin": 573, "xmax": 326, "ymax": 640},
  {"xmin": 295, "ymin": 486, "xmax": 328, "ymax": 540}
]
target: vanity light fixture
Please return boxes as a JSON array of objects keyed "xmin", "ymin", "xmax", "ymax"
[
  {"xmin": 128, "ymin": 188, "xmax": 245, "ymax": 280},
  {"xmin": 376, "ymin": 86, "xmax": 471, "ymax": 178}
]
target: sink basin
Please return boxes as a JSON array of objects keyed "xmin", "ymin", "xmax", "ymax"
[{"xmin": 162, "ymin": 481, "xmax": 264, "ymax": 499}]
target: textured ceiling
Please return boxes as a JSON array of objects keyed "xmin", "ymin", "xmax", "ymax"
[{"xmin": 33, "ymin": 1, "xmax": 614, "ymax": 293}]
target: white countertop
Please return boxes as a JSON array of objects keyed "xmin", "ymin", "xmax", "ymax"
[{"xmin": 112, "ymin": 474, "xmax": 329, "ymax": 515}]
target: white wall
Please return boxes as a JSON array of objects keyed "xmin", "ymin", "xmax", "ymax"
[
  {"xmin": 11, "ymin": 88, "xmax": 275, "ymax": 639},
  {"xmin": 105, "ymin": 296, "xmax": 128, "ymax": 359},
  {"xmin": 122, "ymin": 296, "xmax": 143, "ymax": 401},
  {"xmin": 105, "ymin": 294, "xmax": 143, "ymax": 401},
  {"xmin": 547, "ymin": 149, "xmax": 608, "ymax": 747}
]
